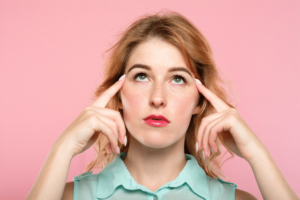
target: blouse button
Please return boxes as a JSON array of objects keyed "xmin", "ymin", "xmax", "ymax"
[{"xmin": 154, "ymin": 196, "xmax": 158, "ymax": 200}]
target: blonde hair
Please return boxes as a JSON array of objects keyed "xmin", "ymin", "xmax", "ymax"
[{"xmin": 85, "ymin": 10, "xmax": 238, "ymax": 181}]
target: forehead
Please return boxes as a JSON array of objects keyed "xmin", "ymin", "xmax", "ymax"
[{"xmin": 125, "ymin": 39, "xmax": 188, "ymax": 71}]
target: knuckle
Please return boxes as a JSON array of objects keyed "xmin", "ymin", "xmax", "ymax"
[
  {"xmin": 104, "ymin": 127, "xmax": 114, "ymax": 140},
  {"xmin": 209, "ymin": 137, "xmax": 215, "ymax": 146},
  {"xmin": 203, "ymin": 125, "xmax": 209, "ymax": 135},
  {"xmin": 201, "ymin": 117, "xmax": 208, "ymax": 124},
  {"xmin": 227, "ymin": 114, "xmax": 237, "ymax": 122},
  {"xmin": 197, "ymin": 137, "xmax": 202, "ymax": 144},
  {"xmin": 210, "ymin": 125, "xmax": 216, "ymax": 133},
  {"xmin": 113, "ymin": 110, "xmax": 122, "ymax": 119},
  {"xmin": 208, "ymin": 134, "xmax": 213, "ymax": 142},
  {"xmin": 229, "ymin": 108, "xmax": 237, "ymax": 114},
  {"xmin": 89, "ymin": 114, "xmax": 99, "ymax": 124},
  {"xmin": 197, "ymin": 132, "xmax": 202, "ymax": 141},
  {"xmin": 229, "ymin": 107, "xmax": 235, "ymax": 111},
  {"xmin": 85, "ymin": 109, "xmax": 95, "ymax": 116},
  {"xmin": 84, "ymin": 105, "xmax": 93, "ymax": 112},
  {"xmin": 109, "ymin": 127, "xmax": 117, "ymax": 138},
  {"xmin": 197, "ymin": 129, "xmax": 202, "ymax": 139},
  {"xmin": 88, "ymin": 114, "xmax": 99, "ymax": 128},
  {"xmin": 114, "ymin": 127, "xmax": 119, "ymax": 138},
  {"xmin": 202, "ymin": 143, "xmax": 207, "ymax": 150}
]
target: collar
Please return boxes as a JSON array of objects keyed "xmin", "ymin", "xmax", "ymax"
[{"xmin": 96, "ymin": 152, "xmax": 210, "ymax": 200}]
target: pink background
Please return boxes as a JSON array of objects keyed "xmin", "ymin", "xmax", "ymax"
[{"xmin": 1, "ymin": 1, "xmax": 299, "ymax": 199}]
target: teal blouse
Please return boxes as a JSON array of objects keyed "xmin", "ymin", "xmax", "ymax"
[{"xmin": 73, "ymin": 152, "xmax": 238, "ymax": 200}]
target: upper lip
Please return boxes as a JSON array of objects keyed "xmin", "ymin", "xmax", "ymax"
[{"xmin": 143, "ymin": 115, "xmax": 170, "ymax": 123}]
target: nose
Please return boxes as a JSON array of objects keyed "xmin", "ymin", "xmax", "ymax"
[{"xmin": 149, "ymin": 82, "xmax": 167, "ymax": 108}]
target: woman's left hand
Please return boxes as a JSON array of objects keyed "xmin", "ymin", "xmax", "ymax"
[{"xmin": 195, "ymin": 79, "xmax": 267, "ymax": 163}]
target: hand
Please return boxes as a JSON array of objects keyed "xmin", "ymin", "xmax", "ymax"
[
  {"xmin": 54, "ymin": 74, "xmax": 127, "ymax": 158},
  {"xmin": 195, "ymin": 79, "xmax": 266, "ymax": 163}
]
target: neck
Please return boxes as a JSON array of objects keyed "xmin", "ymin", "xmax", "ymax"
[{"xmin": 123, "ymin": 135, "xmax": 187, "ymax": 192}]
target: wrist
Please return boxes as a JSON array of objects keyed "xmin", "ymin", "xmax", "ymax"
[
  {"xmin": 247, "ymin": 146, "xmax": 272, "ymax": 166},
  {"xmin": 51, "ymin": 139, "xmax": 75, "ymax": 160}
]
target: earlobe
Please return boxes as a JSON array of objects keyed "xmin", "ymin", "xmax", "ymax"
[
  {"xmin": 118, "ymin": 92, "xmax": 123, "ymax": 109},
  {"xmin": 118, "ymin": 101, "xmax": 123, "ymax": 109},
  {"xmin": 192, "ymin": 105, "xmax": 201, "ymax": 115}
]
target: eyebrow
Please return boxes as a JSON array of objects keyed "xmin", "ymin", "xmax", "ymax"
[{"xmin": 126, "ymin": 64, "xmax": 193, "ymax": 78}]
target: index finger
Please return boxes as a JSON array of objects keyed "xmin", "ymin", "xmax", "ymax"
[
  {"xmin": 91, "ymin": 74, "xmax": 126, "ymax": 108},
  {"xmin": 195, "ymin": 78, "xmax": 229, "ymax": 112}
]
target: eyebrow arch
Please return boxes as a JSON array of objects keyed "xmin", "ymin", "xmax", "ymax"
[{"xmin": 127, "ymin": 64, "xmax": 192, "ymax": 78}]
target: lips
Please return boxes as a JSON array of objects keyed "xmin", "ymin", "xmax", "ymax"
[
  {"xmin": 143, "ymin": 115, "xmax": 170, "ymax": 123},
  {"xmin": 143, "ymin": 115, "xmax": 170, "ymax": 127}
]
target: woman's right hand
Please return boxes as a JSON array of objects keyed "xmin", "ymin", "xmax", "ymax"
[{"xmin": 54, "ymin": 74, "xmax": 127, "ymax": 158}]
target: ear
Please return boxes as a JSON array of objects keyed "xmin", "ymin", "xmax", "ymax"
[
  {"xmin": 192, "ymin": 95, "xmax": 201, "ymax": 115},
  {"xmin": 118, "ymin": 102, "xmax": 123, "ymax": 109},
  {"xmin": 192, "ymin": 104, "xmax": 201, "ymax": 115},
  {"xmin": 118, "ymin": 91, "xmax": 123, "ymax": 110}
]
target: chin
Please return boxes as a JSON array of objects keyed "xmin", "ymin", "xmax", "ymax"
[{"xmin": 132, "ymin": 131, "xmax": 179, "ymax": 148}]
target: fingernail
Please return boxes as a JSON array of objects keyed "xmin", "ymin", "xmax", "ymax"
[
  {"xmin": 202, "ymin": 150, "xmax": 205, "ymax": 159},
  {"xmin": 108, "ymin": 146, "xmax": 114, "ymax": 156},
  {"xmin": 118, "ymin": 74, "xmax": 126, "ymax": 81},
  {"xmin": 195, "ymin": 78, "xmax": 202, "ymax": 85},
  {"xmin": 107, "ymin": 147, "xmax": 112, "ymax": 155},
  {"xmin": 124, "ymin": 136, "xmax": 127, "ymax": 146},
  {"xmin": 117, "ymin": 146, "xmax": 120, "ymax": 154},
  {"xmin": 210, "ymin": 147, "xmax": 214, "ymax": 155},
  {"xmin": 195, "ymin": 142, "xmax": 198, "ymax": 152}
]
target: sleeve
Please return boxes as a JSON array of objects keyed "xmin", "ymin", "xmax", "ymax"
[
  {"xmin": 72, "ymin": 171, "xmax": 94, "ymax": 200},
  {"xmin": 206, "ymin": 175, "xmax": 238, "ymax": 200},
  {"xmin": 217, "ymin": 177, "xmax": 238, "ymax": 200}
]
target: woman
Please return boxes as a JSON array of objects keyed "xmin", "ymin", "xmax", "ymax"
[{"xmin": 26, "ymin": 11, "xmax": 299, "ymax": 200}]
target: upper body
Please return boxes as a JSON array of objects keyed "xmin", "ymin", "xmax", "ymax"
[
  {"xmin": 61, "ymin": 25, "xmax": 258, "ymax": 200},
  {"xmin": 26, "ymin": 11, "xmax": 299, "ymax": 200},
  {"xmin": 62, "ymin": 152, "xmax": 257, "ymax": 200}
]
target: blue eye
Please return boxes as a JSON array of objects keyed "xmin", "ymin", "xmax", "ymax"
[
  {"xmin": 172, "ymin": 75, "xmax": 187, "ymax": 84},
  {"xmin": 134, "ymin": 72, "xmax": 187, "ymax": 84},
  {"xmin": 134, "ymin": 73, "xmax": 148, "ymax": 81}
]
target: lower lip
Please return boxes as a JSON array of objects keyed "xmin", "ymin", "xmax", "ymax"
[{"xmin": 144, "ymin": 119, "xmax": 169, "ymax": 127}]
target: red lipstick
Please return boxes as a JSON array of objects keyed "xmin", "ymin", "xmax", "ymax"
[{"xmin": 143, "ymin": 115, "xmax": 170, "ymax": 127}]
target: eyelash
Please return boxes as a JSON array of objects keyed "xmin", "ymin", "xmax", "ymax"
[{"xmin": 133, "ymin": 72, "xmax": 187, "ymax": 84}]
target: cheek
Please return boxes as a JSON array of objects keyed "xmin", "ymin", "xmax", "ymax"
[
  {"xmin": 170, "ymin": 89, "xmax": 198, "ymax": 124},
  {"xmin": 120, "ymin": 81, "xmax": 199, "ymax": 124},
  {"xmin": 120, "ymin": 83, "xmax": 147, "ymax": 118}
]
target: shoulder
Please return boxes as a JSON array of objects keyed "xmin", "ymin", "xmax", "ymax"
[
  {"xmin": 206, "ymin": 176, "xmax": 238, "ymax": 189},
  {"xmin": 205, "ymin": 176, "xmax": 237, "ymax": 199},
  {"xmin": 61, "ymin": 181, "xmax": 74, "ymax": 200},
  {"xmin": 235, "ymin": 189, "xmax": 258, "ymax": 200},
  {"xmin": 72, "ymin": 171, "xmax": 99, "ymax": 187},
  {"xmin": 206, "ymin": 176, "xmax": 258, "ymax": 200},
  {"xmin": 71, "ymin": 171, "xmax": 100, "ymax": 199},
  {"xmin": 73, "ymin": 171, "xmax": 95, "ymax": 182}
]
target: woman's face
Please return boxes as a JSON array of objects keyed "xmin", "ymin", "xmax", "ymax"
[{"xmin": 119, "ymin": 38, "xmax": 201, "ymax": 149}]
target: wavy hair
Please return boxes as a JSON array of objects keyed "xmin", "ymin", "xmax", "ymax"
[{"xmin": 85, "ymin": 10, "xmax": 238, "ymax": 181}]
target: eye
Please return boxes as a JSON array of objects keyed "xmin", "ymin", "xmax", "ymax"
[
  {"xmin": 134, "ymin": 72, "xmax": 148, "ymax": 82},
  {"xmin": 172, "ymin": 74, "xmax": 187, "ymax": 85},
  {"xmin": 134, "ymin": 72, "xmax": 187, "ymax": 85}
]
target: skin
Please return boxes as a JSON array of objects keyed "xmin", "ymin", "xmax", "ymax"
[
  {"xmin": 194, "ymin": 80, "xmax": 299, "ymax": 199},
  {"xmin": 119, "ymin": 38, "xmax": 201, "ymax": 191},
  {"xmin": 116, "ymin": 38, "xmax": 299, "ymax": 199},
  {"xmin": 27, "ymin": 37, "xmax": 298, "ymax": 200}
]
